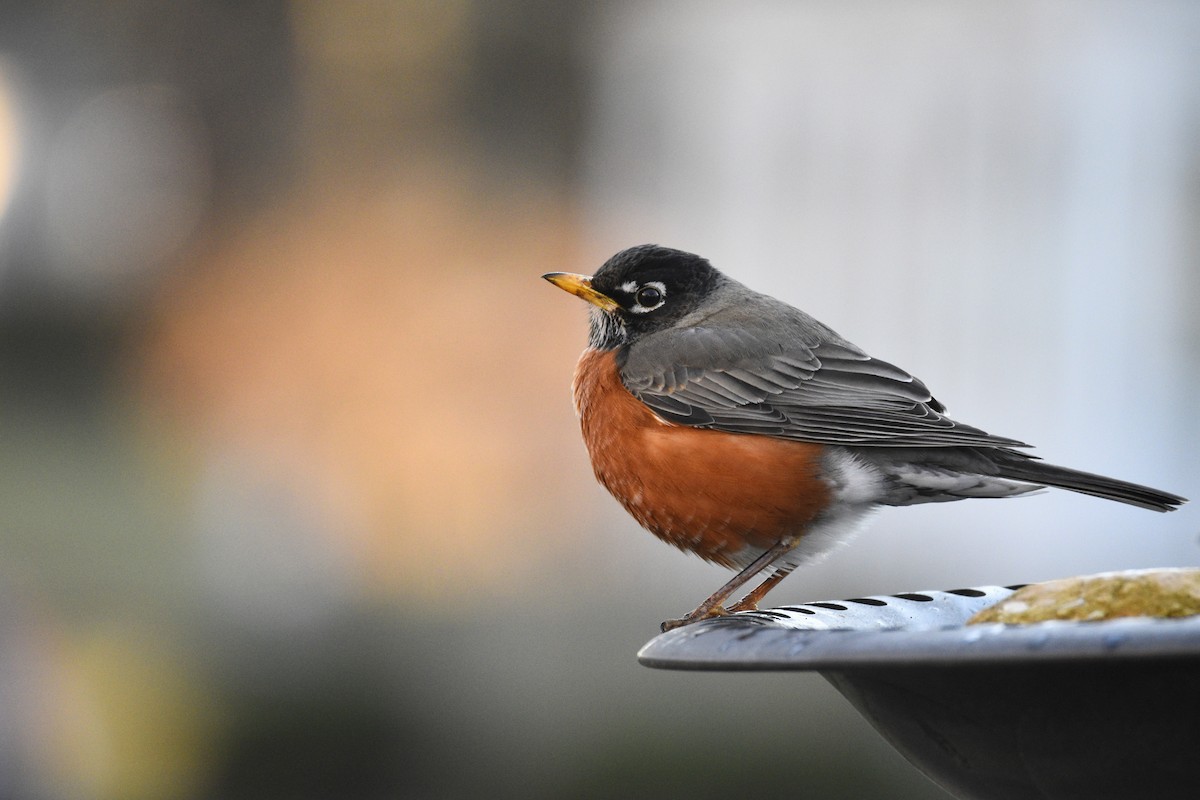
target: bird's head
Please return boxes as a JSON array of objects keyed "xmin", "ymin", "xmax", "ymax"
[{"xmin": 543, "ymin": 244, "xmax": 724, "ymax": 349}]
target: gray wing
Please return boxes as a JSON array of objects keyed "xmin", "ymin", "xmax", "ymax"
[{"xmin": 620, "ymin": 311, "xmax": 1028, "ymax": 449}]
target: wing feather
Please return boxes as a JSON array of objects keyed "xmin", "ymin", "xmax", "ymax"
[{"xmin": 620, "ymin": 308, "xmax": 1027, "ymax": 448}]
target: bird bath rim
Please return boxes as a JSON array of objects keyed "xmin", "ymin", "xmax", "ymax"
[{"xmin": 637, "ymin": 584, "xmax": 1200, "ymax": 670}]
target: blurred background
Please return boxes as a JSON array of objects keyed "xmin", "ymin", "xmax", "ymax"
[{"xmin": 0, "ymin": 1, "xmax": 1196, "ymax": 798}]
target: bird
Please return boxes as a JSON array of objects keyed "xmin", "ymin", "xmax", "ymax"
[{"xmin": 543, "ymin": 245, "xmax": 1187, "ymax": 632}]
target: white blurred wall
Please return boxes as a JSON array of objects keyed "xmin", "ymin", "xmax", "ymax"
[{"xmin": 583, "ymin": 0, "xmax": 1200, "ymax": 596}]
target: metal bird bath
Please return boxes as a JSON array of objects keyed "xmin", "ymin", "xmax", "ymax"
[{"xmin": 638, "ymin": 585, "xmax": 1200, "ymax": 800}]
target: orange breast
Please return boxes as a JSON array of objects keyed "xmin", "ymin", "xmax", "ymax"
[{"xmin": 572, "ymin": 348, "xmax": 831, "ymax": 567}]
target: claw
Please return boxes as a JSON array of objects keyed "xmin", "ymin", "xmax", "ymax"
[{"xmin": 660, "ymin": 605, "xmax": 730, "ymax": 632}]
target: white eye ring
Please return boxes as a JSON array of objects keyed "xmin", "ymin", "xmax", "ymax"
[{"xmin": 630, "ymin": 281, "xmax": 667, "ymax": 313}]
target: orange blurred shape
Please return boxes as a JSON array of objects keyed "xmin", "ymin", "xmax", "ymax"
[{"xmin": 139, "ymin": 175, "xmax": 591, "ymax": 604}]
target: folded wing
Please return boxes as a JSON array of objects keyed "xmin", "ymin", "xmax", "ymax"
[{"xmin": 621, "ymin": 321, "xmax": 1028, "ymax": 449}]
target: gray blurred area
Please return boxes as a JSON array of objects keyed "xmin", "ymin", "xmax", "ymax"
[{"xmin": 0, "ymin": 2, "xmax": 1194, "ymax": 798}]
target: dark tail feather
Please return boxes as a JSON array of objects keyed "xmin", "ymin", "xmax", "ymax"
[{"xmin": 995, "ymin": 456, "xmax": 1186, "ymax": 512}]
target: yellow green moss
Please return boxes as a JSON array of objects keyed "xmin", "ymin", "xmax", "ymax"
[{"xmin": 968, "ymin": 568, "xmax": 1200, "ymax": 625}]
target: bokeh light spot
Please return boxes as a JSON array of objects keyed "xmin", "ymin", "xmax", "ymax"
[
  {"xmin": 43, "ymin": 83, "xmax": 212, "ymax": 303},
  {"xmin": 0, "ymin": 62, "xmax": 18, "ymax": 226}
]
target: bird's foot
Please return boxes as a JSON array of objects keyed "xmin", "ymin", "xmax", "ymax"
[
  {"xmin": 724, "ymin": 597, "xmax": 760, "ymax": 614},
  {"xmin": 660, "ymin": 605, "xmax": 730, "ymax": 632}
]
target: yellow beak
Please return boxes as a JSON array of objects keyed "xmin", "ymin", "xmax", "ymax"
[{"xmin": 542, "ymin": 272, "xmax": 620, "ymax": 312}]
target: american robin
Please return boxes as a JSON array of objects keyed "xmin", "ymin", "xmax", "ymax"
[{"xmin": 544, "ymin": 245, "xmax": 1187, "ymax": 632}]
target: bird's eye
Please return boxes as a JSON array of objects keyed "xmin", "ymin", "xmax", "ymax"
[{"xmin": 634, "ymin": 284, "xmax": 664, "ymax": 309}]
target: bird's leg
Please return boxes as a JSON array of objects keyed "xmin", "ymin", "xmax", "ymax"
[
  {"xmin": 660, "ymin": 538, "xmax": 796, "ymax": 632},
  {"xmin": 726, "ymin": 565, "xmax": 795, "ymax": 614}
]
